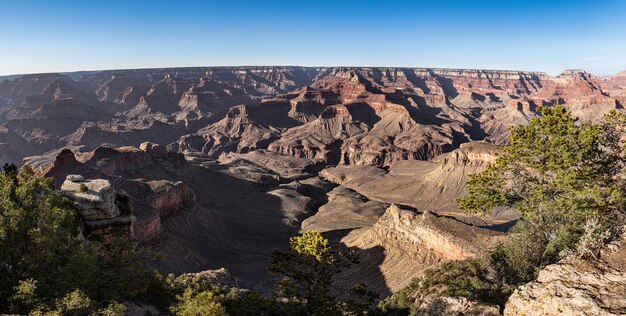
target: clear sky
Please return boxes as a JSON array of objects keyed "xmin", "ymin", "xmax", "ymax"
[{"xmin": 1, "ymin": 0, "xmax": 625, "ymax": 76}]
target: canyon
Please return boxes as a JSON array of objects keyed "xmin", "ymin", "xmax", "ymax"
[{"xmin": 2, "ymin": 66, "xmax": 625, "ymax": 299}]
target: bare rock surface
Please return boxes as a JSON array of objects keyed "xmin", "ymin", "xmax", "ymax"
[
  {"xmin": 504, "ymin": 228, "xmax": 626, "ymax": 316},
  {"xmin": 26, "ymin": 145, "xmax": 196, "ymax": 242},
  {"xmin": 415, "ymin": 297, "xmax": 500, "ymax": 316},
  {"xmin": 176, "ymin": 268, "xmax": 238, "ymax": 288},
  {"xmin": 336, "ymin": 205, "xmax": 503, "ymax": 295},
  {"xmin": 60, "ymin": 175, "xmax": 134, "ymax": 243},
  {"xmin": 147, "ymin": 180, "xmax": 197, "ymax": 218},
  {"xmin": 61, "ymin": 177, "xmax": 121, "ymax": 220},
  {"xmin": 320, "ymin": 141, "xmax": 513, "ymax": 223}
]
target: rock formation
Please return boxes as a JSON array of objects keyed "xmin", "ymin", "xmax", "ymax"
[
  {"xmin": 147, "ymin": 180, "xmax": 196, "ymax": 218},
  {"xmin": 2, "ymin": 66, "xmax": 625, "ymax": 297},
  {"xmin": 372, "ymin": 204, "xmax": 501, "ymax": 261},
  {"xmin": 61, "ymin": 175, "xmax": 134, "ymax": 244},
  {"xmin": 25, "ymin": 144, "xmax": 196, "ymax": 242},
  {"xmin": 336, "ymin": 204, "xmax": 503, "ymax": 294},
  {"xmin": 1, "ymin": 67, "xmax": 623, "ymax": 167},
  {"xmin": 414, "ymin": 297, "xmax": 500, "ymax": 316},
  {"xmin": 504, "ymin": 228, "xmax": 626, "ymax": 316}
]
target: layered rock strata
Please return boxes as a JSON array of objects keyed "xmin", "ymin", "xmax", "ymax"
[
  {"xmin": 26, "ymin": 145, "xmax": 196, "ymax": 241},
  {"xmin": 61, "ymin": 175, "xmax": 134, "ymax": 243},
  {"xmin": 337, "ymin": 204, "xmax": 503, "ymax": 294},
  {"xmin": 2, "ymin": 67, "xmax": 624, "ymax": 167}
]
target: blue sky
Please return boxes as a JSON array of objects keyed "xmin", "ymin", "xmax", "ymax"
[{"xmin": 0, "ymin": 0, "xmax": 625, "ymax": 76}]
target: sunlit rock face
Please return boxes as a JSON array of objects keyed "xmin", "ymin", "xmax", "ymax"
[
  {"xmin": 504, "ymin": 228, "xmax": 626, "ymax": 316},
  {"xmin": 415, "ymin": 297, "xmax": 500, "ymax": 316},
  {"xmin": 335, "ymin": 204, "xmax": 503, "ymax": 294},
  {"xmin": 25, "ymin": 144, "xmax": 197, "ymax": 243},
  {"xmin": 2, "ymin": 66, "xmax": 624, "ymax": 167},
  {"xmin": 61, "ymin": 175, "xmax": 134, "ymax": 244},
  {"xmin": 3, "ymin": 66, "xmax": 625, "ymax": 294},
  {"xmin": 371, "ymin": 204, "xmax": 498, "ymax": 261}
]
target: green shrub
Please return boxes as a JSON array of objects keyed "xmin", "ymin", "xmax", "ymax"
[
  {"xmin": 0, "ymin": 166, "xmax": 159, "ymax": 314},
  {"xmin": 170, "ymin": 288, "xmax": 227, "ymax": 316},
  {"xmin": 79, "ymin": 183, "xmax": 88, "ymax": 193},
  {"xmin": 387, "ymin": 107, "xmax": 626, "ymax": 312},
  {"xmin": 458, "ymin": 107, "xmax": 625, "ymax": 260}
]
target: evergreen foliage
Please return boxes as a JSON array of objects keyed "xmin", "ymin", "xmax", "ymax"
[
  {"xmin": 0, "ymin": 166, "xmax": 159, "ymax": 315},
  {"xmin": 382, "ymin": 107, "xmax": 626, "ymax": 312}
]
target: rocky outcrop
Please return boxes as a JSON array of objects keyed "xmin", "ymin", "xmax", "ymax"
[
  {"xmin": 371, "ymin": 204, "xmax": 501, "ymax": 261},
  {"xmin": 176, "ymin": 268, "xmax": 238, "ymax": 288},
  {"xmin": 504, "ymin": 228, "xmax": 626, "ymax": 316},
  {"xmin": 338, "ymin": 204, "xmax": 503, "ymax": 294},
  {"xmin": 415, "ymin": 297, "xmax": 500, "ymax": 316},
  {"xmin": 139, "ymin": 141, "xmax": 170, "ymax": 158},
  {"xmin": 61, "ymin": 175, "xmax": 135, "ymax": 244},
  {"xmin": 132, "ymin": 212, "xmax": 161, "ymax": 241},
  {"xmin": 82, "ymin": 146, "xmax": 153, "ymax": 176},
  {"xmin": 80, "ymin": 142, "xmax": 185, "ymax": 176},
  {"xmin": 26, "ymin": 147, "xmax": 195, "ymax": 242},
  {"xmin": 435, "ymin": 141, "xmax": 498, "ymax": 168},
  {"xmin": 147, "ymin": 180, "xmax": 197, "ymax": 218}
]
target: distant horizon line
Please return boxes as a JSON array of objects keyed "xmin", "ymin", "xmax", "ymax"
[{"xmin": 1, "ymin": 65, "xmax": 624, "ymax": 79}]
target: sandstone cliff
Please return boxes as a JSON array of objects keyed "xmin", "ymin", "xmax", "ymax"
[{"xmin": 337, "ymin": 204, "xmax": 503, "ymax": 294}]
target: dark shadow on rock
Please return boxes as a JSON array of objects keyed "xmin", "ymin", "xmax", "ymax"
[
  {"xmin": 486, "ymin": 93, "xmax": 501, "ymax": 103},
  {"xmin": 479, "ymin": 219, "xmax": 518, "ymax": 233},
  {"xmin": 338, "ymin": 244, "xmax": 391, "ymax": 297},
  {"xmin": 464, "ymin": 107, "xmax": 488, "ymax": 141},
  {"xmin": 326, "ymin": 140, "xmax": 344, "ymax": 166},
  {"xmin": 471, "ymin": 92, "xmax": 486, "ymax": 102},
  {"xmin": 403, "ymin": 102, "xmax": 453, "ymax": 127},
  {"xmin": 345, "ymin": 102, "xmax": 381, "ymax": 127},
  {"xmin": 403, "ymin": 68, "xmax": 431, "ymax": 94},
  {"xmin": 428, "ymin": 70, "xmax": 459, "ymax": 99},
  {"xmin": 320, "ymin": 228, "xmax": 354, "ymax": 244},
  {"xmin": 369, "ymin": 68, "xmax": 388, "ymax": 87},
  {"xmin": 150, "ymin": 163, "xmax": 302, "ymax": 293}
]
